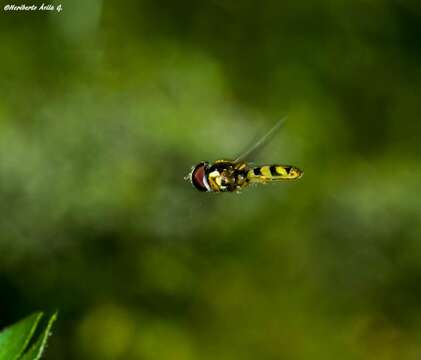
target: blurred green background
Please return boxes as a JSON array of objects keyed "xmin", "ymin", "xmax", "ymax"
[{"xmin": 1, "ymin": 0, "xmax": 421, "ymax": 359}]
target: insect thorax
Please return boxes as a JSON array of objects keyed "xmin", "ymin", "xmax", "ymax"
[{"xmin": 206, "ymin": 161, "xmax": 249, "ymax": 192}]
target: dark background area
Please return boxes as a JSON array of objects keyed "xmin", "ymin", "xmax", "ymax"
[{"xmin": 1, "ymin": 0, "xmax": 421, "ymax": 359}]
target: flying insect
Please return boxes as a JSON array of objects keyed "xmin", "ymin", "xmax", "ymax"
[{"xmin": 185, "ymin": 117, "xmax": 303, "ymax": 193}]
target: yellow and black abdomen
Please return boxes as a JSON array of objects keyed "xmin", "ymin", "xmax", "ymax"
[{"xmin": 247, "ymin": 165, "xmax": 303, "ymax": 183}]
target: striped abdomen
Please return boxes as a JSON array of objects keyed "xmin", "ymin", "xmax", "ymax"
[{"xmin": 247, "ymin": 165, "xmax": 303, "ymax": 183}]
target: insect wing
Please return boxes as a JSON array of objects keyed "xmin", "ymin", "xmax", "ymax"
[{"xmin": 234, "ymin": 116, "xmax": 287, "ymax": 162}]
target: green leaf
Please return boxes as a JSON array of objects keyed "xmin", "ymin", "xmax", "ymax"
[
  {"xmin": 0, "ymin": 313, "xmax": 43, "ymax": 360},
  {"xmin": 20, "ymin": 313, "xmax": 57, "ymax": 360}
]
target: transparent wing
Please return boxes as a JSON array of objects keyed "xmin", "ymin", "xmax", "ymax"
[{"xmin": 234, "ymin": 116, "xmax": 288, "ymax": 162}]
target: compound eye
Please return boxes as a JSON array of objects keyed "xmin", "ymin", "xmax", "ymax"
[{"xmin": 191, "ymin": 163, "xmax": 210, "ymax": 192}]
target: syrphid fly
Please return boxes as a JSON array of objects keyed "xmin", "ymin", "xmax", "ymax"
[{"xmin": 185, "ymin": 117, "xmax": 303, "ymax": 193}]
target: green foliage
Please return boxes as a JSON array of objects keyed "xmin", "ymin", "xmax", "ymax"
[{"xmin": 0, "ymin": 313, "xmax": 57, "ymax": 360}]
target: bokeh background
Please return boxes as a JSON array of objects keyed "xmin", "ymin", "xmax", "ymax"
[{"xmin": 1, "ymin": 0, "xmax": 421, "ymax": 359}]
